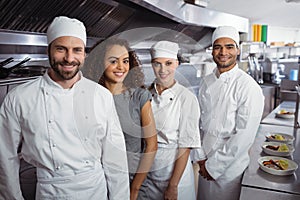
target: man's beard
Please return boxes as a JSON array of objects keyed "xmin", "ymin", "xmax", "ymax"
[
  {"xmin": 50, "ymin": 59, "xmax": 81, "ymax": 80},
  {"xmin": 217, "ymin": 61, "xmax": 235, "ymax": 69},
  {"xmin": 214, "ymin": 57, "xmax": 236, "ymax": 69}
]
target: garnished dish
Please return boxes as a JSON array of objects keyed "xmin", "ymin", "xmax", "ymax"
[
  {"xmin": 262, "ymin": 142, "xmax": 295, "ymax": 157},
  {"xmin": 275, "ymin": 109, "xmax": 294, "ymax": 119},
  {"xmin": 262, "ymin": 159, "xmax": 289, "ymax": 170},
  {"xmin": 258, "ymin": 156, "xmax": 298, "ymax": 176},
  {"xmin": 265, "ymin": 133, "xmax": 295, "ymax": 144}
]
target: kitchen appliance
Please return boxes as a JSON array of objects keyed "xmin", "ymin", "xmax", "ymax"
[
  {"xmin": 0, "ymin": 57, "xmax": 31, "ymax": 78},
  {"xmin": 0, "ymin": 57, "xmax": 49, "ymax": 79},
  {"xmin": 273, "ymin": 64, "xmax": 288, "ymax": 84},
  {"xmin": 261, "ymin": 57, "xmax": 279, "ymax": 83},
  {"xmin": 248, "ymin": 53, "xmax": 264, "ymax": 84},
  {"xmin": 240, "ymin": 42, "xmax": 266, "ymax": 84}
]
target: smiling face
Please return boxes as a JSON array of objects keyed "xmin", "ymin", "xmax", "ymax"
[
  {"xmin": 151, "ymin": 57, "xmax": 178, "ymax": 89},
  {"xmin": 103, "ymin": 44, "xmax": 129, "ymax": 85},
  {"xmin": 48, "ymin": 36, "xmax": 85, "ymax": 85},
  {"xmin": 212, "ymin": 37, "xmax": 240, "ymax": 73}
]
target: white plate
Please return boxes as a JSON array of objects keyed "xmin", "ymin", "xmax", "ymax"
[
  {"xmin": 275, "ymin": 112, "xmax": 294, "ymax": 119},
  {"xmin": 265, "ymin": 133, "xmax": 295, "ymax": 144},
  {"xmin": 258, "ymin": 156, "xmax": 298, "ymax": 176},
  {"xmin": 262, "ymin": 142, "xmax": 295, "ymax": 157}
]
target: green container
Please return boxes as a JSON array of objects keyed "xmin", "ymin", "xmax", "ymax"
[{"xmin": 261, "ymin": 25, "xmax": 268, "ymax": 43}]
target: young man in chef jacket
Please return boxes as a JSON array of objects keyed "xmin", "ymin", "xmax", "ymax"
[
  {"xmin": 0, "ymin": 16, "xmax": 129, "ymax": 200},
  {"xmin": 193, "ymin": 26, "xmax": 264, "ymax": 200}
]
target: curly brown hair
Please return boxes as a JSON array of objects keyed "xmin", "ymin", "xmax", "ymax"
[{"xmin": 88, "ymin": 37, "xmax": 145, "ymax": 89}]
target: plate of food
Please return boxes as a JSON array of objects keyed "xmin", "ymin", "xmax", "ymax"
[
  {"xmin": 275, "ymin": 109, "xmax": 294, "ymax": 119},
  {"xmin": 265, "ymin": 133, "xmax": 295, "ymax": 144},
  {"xmin": 258, "ymin": 156, "xmax": 298, "ymax": 176},
  {"xmin": 262, "ymin": 142, "xmax": 295, "ymax": 157}
]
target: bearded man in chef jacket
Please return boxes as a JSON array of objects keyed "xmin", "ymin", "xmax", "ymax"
[
  {"xmin": 193, "ymin": 26, "xmax": 264, "ymax": 200},
  {"xmin": 0, "ymin": 16, "xmax": 129, "ymax": 200}
]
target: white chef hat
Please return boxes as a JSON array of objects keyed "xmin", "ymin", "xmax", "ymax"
[
  {"xmin": 47, "ymin": 16, "xmax": 87, "ymax": 46},
  {"xmin": 212, "ymin": 26, "xmax": 240, "ymax": 47},
  {"xmin": 150, "ymin": 41, "xmax": 179, "ymax": 59}
]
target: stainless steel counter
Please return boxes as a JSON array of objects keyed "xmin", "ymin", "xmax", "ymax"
[
  {"xmin": 261, "ymin": 101, "xmax": 298, "ymax": 127},
  {"xmin": 240, "ymin": 124, "xmax": 300, "ymax": 199}
]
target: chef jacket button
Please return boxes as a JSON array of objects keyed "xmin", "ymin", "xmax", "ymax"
[
  {"xmin": 56, "ymin": 166, "xmax": 61, "ymax": 170},
  {"xmin": 45, "ymin": 92, "xmax": 49, "ymax": 95},
  {"xmin": 49, "ymin": 120, "xmax": 53, "ymax": 123},
  {"xmin": 201, "ymin": 111, "xmax": 205, "ymax": 114},
  {"xmin": 84, "ymin": 160, "xmax": 89, "ymax": 164},
  {"xmin": 52, "ymin": 143, "xmax": 56, "ymax": 147},
  {"xmin": 170, "ymin": 98, "xmax": 173, "ymax": 101}
]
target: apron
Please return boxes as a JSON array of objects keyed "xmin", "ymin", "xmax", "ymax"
[
  {"xmin": 198, "ymin": 134, "xmax": 243, "ymax": 200},
  {"xmin": 36, "ymin": 163, "xmax": 107, "ymax": 200},
  {"xmin": 147, "ymin": 144, "xmax": 196, "ymax": 200},
  {"xmin": 197, "ymin": 172, "xmax": 242, "ymax": 200}
]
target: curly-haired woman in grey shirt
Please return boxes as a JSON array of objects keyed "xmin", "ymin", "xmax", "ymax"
[{"xmin": 95, "ymin": 37, "xmax": 158, "ymax": 200}]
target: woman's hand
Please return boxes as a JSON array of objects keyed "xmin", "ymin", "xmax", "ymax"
[
  {"xmin": 164, "ymin": 184, "xmax": 178, "ymax": 200},
  {"xmin": 130, "ymin": 187, "xmax": 139, "ymax": 200},
  {"xmin": 164, "ymin": 148, "xmax": 190, "ymax": 200}
]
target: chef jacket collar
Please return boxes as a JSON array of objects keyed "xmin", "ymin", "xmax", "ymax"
[
  {"xmin": 152, "ymin": 80, "xmax": 177, "ymax": 108},
  {"xmin": 153, "ymin": 79, "xmax": 179, "ymax": 96},
  {"xmin": 214, "ymin": 64, "xmax": 238, "ymax": 83}
]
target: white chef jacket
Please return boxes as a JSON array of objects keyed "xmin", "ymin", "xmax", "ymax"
[
  {"xmin": 196, "ymin": 65, "xmax": 264, "ymax": 200},
  {"xmin": 151, "ymin": 81, "xmax": 203, "ymax": 148},
  {"xmin": 0, "ymin": 71, "xmax": 129, "ymax": 200},
  {"xmin": 145, "ymin": 81, "xmax": 205, "ymax": 200}
]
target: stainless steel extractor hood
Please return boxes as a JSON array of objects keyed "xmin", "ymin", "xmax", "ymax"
[
  {"xmin": 128, "ymin": 0, "xmax": 249, "ymax": 33},
  {"xmin": 0, "ymin": 0, "xmax": 137, "ymax": 51},
  {"xmin": 121, "ymin": 0, "xmax": 249, "ymax": 54},
  {"xmin": 0, "ymin": 0, "xmax": 249, "ymax": 59}
]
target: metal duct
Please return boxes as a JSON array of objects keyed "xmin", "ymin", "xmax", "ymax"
[
  {"xmin": 0, "ymin": 0, "xmax": 134, "ymax": 39},
  {"xmin": 0, "ymin": 0, "xmax": 249, "ymax": 58},
  {"xmin": 128, "ymin": 0, "xmax": 249, "ymax": 33}
]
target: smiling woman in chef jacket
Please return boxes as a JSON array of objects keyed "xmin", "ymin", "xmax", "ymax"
[
  {"xmin": 195, "ymin": 26, "xmax": 264, "ymax": 200},
  {"xmin": 142, "ymin": 41, "xmax": 205, "ymax": 200}
]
